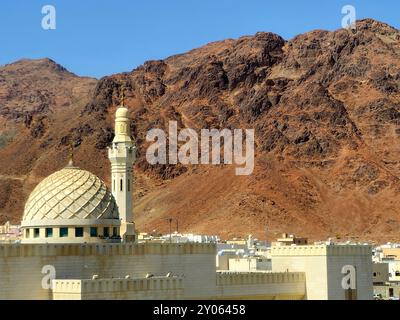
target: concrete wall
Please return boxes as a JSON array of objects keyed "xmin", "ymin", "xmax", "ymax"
[
  {"xmin": 0, "ymin": 242, "xmax": 373, "ymax": 300},
  {"xmin": 0, "ymin": 242, "xmax": 216, "ymax": 300},
  {"xmin": 271, "ymin": 245, "xmax": 373, "ymax": 300},
  {"xmin": 373, "ymin": 263, "xmax": 389, "ymax": 284},
  {"xmin": 216, "ymin": 272, "xmax": 306, "ymax": 300},
  {"xmin": 272, "ymin": 249, "xmax": 328, "ymax": 300},
  {"xmin": 325, "ymin": 246, "xmax": 373, "ymax": 300},
  {"xmin": 228, "ymin": 258, "xmax": 271, "ymax": 272}
]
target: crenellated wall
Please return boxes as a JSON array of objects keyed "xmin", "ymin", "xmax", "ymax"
[
  {"xmin": 52, "ymin": 276, "xmax": 184, "ymax": 300},
  {"xmin": 271, "ymin": 245, "xmax": 372, "ymax": 257},
  {"xmin": 216, "ymin": 272, "xmax": 306, "ymax": 300},
  {"xmin": 0, "ymin": 242, "xmax": 216, "ymax": 300}
]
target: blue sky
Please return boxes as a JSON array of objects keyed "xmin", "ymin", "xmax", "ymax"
[{"xmin": 1, "ymin": 0, "xmax": 399, "ymax": 78}]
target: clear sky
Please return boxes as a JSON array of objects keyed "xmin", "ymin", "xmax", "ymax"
[{"xmin": 1, "ymin": 0, "xmax": 399, "ymax": 78}]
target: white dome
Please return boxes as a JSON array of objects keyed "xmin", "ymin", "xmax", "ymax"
[{"xmin": 21, "ymin": 166, "xmax": 120, "ymax": 228}]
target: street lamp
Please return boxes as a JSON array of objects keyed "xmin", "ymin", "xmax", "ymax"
[
  {"xmin": 167, "ymin": 218, "xmax": 173, "ymax": 243},
  {"xmin": 166, "ymin": 217, "xmax": 179, "ymax": 243}
]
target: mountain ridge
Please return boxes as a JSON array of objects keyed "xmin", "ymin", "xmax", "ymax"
[{"xmin": 1, "ymin": 19, "xmax": 400, "ymax": 242}]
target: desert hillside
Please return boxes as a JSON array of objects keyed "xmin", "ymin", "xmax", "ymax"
[{"xmin": 1, "ymin": 19, "xmax": 400, "ymax": 242}]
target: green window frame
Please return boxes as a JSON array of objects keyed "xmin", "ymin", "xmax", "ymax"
[
  {"xmin": 90, "ymin": 227, "xmax": 97, "ymax": 237},
  {"xmin": 75, "ymin": 227, "xmax": 84, "ymax": 237},
  {"xmin": 45, "ymin": 228, "xmax": 53, "ymax": 238},
  {"xmin": 59, "ymin": 227, "xmax": 68, "ymax": 237}
]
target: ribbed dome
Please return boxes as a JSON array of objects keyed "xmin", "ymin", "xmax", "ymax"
[{"xmin": 21, "ymin": 166, "xmax": 120, "ymax": 227}]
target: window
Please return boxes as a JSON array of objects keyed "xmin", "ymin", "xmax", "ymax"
[
  {"xmin": 34, "ymin": 228, "xmax": 40, "ymax": 238},
  {"xmin": 373, "ymin": 272, "xmax": 377, "ymax": 277},
  {"xmin": 59, "ymin": 227, "xmax": 68, "ymax": 237},
  {"xmin": 113, "ymin": 179, "xmax": 115, "ymax": 192},
  {"xmin": 120, "ymin": 179, "xmax": 123, "ymax": 191},
  {"xmin": 128, "ymin": 179, "xmax": 130, "ymax": 192},
  {"xmin": 90, "ymin": 227, "xmax": 97, "ymax": 237},
  {"xmin": 45, "ymin": 228, "xmax": 53, "ymax": 238},
  {"xmin": 104, "ymin": 227, "xmax": 110, "ymax": 237},
  {"xmin": 113, "ymin": 227, "xmax": 118, "ymax": 237},
  {"xmin": 396, "ymin": 271, "xmax": 400, "ymax": 277},
  {"xmin": 25, "ymin": 229, "xmax": 30, "ymax": 238},
  {"xmin": 75, "ymin": 227, "xmax": 84, "ymax": 237}
]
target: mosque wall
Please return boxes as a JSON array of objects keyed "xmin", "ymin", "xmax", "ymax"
[{"xmin": 0, "ymin": 242, "xmax": 216, "ymax": 300}]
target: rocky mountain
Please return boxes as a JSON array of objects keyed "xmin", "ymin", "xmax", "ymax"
[{"xmin": 2, "ymin": 19, "xmax": 400, "ymax": 242}]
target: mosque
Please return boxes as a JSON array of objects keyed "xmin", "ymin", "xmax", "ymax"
[
  {"xmin": 0, "ymin": 100, "xmax": 373, "ymax": 300},
  {"xmin": 20, "ymin": 102, "xmax": 135, "ymax": 245}
]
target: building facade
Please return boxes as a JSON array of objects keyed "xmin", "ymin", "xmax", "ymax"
[{"xmin": 271, "ymin": 245, "xmax": 373, "ymax": 300}]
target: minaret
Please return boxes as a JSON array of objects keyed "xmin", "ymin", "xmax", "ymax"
[{"xmin": 108, "ymin": 90, "xmax": 136, "ymax": 242}]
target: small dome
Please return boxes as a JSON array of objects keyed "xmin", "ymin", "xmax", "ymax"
[
  {"xmin": 116, "ymin": 106, "xmax": 129, "ymax": 118},
  {"xmin": 21, "ymin": 167, "xmax": 120, "ymax": 228}
]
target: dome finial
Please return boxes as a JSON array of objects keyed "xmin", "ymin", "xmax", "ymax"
[
  {"xmin": 68, "ymin": 140, "xmax": 74, "ymax": 167},
  {"xmin": 120, "ymin": 84, "xmax": 126, "ymax": 107}
]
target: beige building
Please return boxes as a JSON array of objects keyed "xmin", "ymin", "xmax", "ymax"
[
  {"xmin": 228, "ymin": 257, "xmax": 271, "ymax": 272},
  {"xmin": 271, "ymin": 245, "xmax": 373, "ymax": 300},
  {"xmin": 0, "ymin": 221, "xmax": 21, "ymax": 243},
  {"xmin": 374, "ymin": 283, "xmax": 400, "ymax": 300},
  {"xmin": 272, "ymin": 233, "xmax": 308, "ymax": 247},
  {"xmin": 387, "ymin": 260, "xmax": 400, "ymax": 282},
  {"xmin": 382, "ymin": 248, "xmax": 400, "ymax": 260},
  {"xmin": 373, "ymin": 263, "xmax": 389, "ymax": 284}
]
